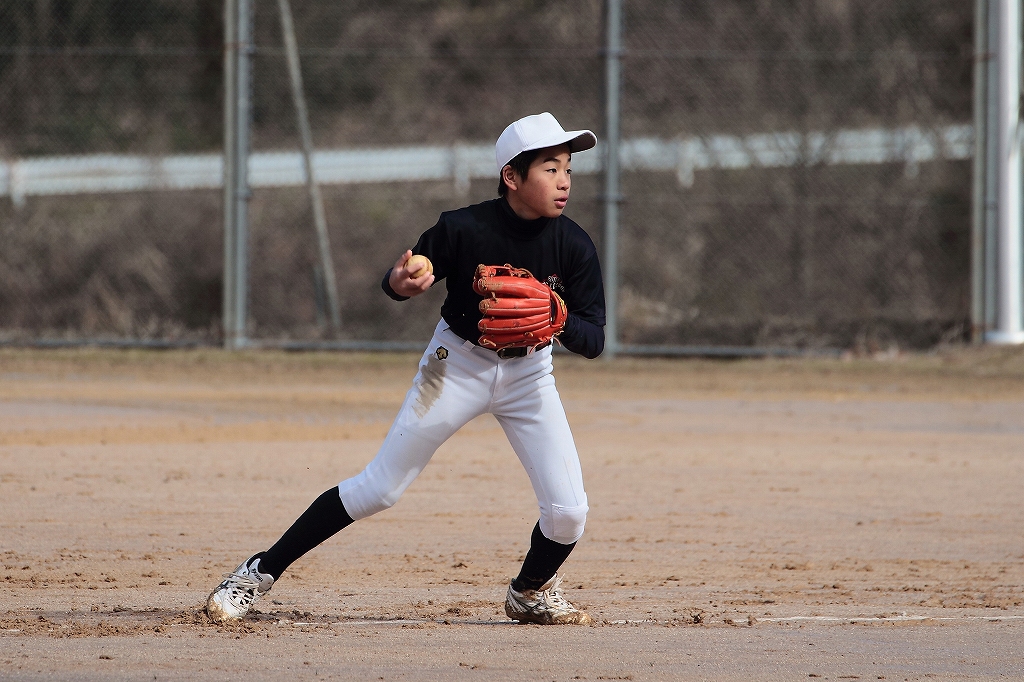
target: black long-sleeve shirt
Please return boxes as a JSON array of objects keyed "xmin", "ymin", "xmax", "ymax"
[{"xmin": 382, "ymin": 197, "xmax": 606, "ymax": 358}]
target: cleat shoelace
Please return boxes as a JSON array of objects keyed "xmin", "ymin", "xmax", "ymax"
[
  {"xmin": 536, "ymin": 575, "xmax": 572, "ymax": 612},
  {"xmin": 219, "ymin": 571, "xmax": 262, "ymax": 609}
]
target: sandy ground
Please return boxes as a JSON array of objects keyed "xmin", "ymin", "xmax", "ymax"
[{"xmin": 1, "ymin": 346, "xmax": 1023, "ymax": 680}]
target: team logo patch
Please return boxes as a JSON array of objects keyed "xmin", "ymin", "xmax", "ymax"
[
  {"xmin": 545, "ymin": 274, "xmax": 565, "ymax": 293},
  {"xmin": 435, "ymin": 346, "xmax": 449, "ymax": 360}
]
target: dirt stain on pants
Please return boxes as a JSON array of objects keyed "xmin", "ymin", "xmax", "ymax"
[{"xmin": 413, "ymin": 354, "xmax": 446, "ymax": 418}]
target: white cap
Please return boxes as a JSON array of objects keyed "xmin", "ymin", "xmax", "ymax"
[{"xmin": 495, "ymin": 112, "xmax": 597, "ymax": 173}]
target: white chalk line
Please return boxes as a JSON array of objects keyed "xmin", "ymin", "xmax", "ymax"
[
  {"xmin": 269, "ymin": 614, "xmax": 1024, "ymax": 628},
  {"xmin": 746, "ymin": 614, "xmax": 1024, "ymax": 624}
]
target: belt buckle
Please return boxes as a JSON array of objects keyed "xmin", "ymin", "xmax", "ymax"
[{"xmin": 496, "ymin": 347, "xmax": 526, "ymax": 359}]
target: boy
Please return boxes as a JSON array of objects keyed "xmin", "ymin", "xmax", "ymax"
[{"xmin": 206, "ymin": 112, "xmax": 606, "ymax": 625}]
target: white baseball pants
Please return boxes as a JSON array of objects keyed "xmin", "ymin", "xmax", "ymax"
[{"xmin": 337, "ymin": 320, "xmax": 589, "ymax": 544}]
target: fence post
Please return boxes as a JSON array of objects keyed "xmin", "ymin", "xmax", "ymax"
[
  {"xmin": 987, "ymin": 0, "xmax": 1024, "ymax": 344},
  {"xmin": 985, "ymin": 0, "xmax": 1001, "ymax": 334},
  {"xmin": 223, "ymin": 0, "xmax": 253, "ymax": 349},
  {"xmin": 603, "ymin": 0, "xmax": 623, "ymax": 359},
  {"xmin": 222, "ymin": 0, "xmax": 236, "ymax": 348},
  {"xmin": 971, "ymin": 0, "xmax": 989, "ymax": 344}
]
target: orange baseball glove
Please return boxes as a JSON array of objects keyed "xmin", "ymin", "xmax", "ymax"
[{"xmin": 473, "ymin": 264, "xmax": 568, "ymax": 351}]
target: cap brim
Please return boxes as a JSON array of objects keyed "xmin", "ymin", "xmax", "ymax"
[{"xmin": 521, "ymin": 129, "xmax": 598, "ymax": 156}]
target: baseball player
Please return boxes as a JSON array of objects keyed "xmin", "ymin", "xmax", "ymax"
[{"xmin": 206, "ymin": 112, "xmax": 605, "ymax": 625}]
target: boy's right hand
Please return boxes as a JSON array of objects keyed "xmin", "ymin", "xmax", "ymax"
[{"xmin": 389, "ymin": 250, "xmax": 435, "ymax": 298}]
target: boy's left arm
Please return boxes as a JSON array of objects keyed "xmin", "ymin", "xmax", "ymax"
[
  {"xmin": 559, "ymin": 314, "xmax": 605, "ymax": 359},
  {"xmin": 558, "ymin": 251, "xmax": 606, "ymax": 359}
]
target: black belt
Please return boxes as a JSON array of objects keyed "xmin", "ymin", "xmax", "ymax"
[
  {"xmin": 494, "ymin": 342, "xmax": 550, "ymax": 359},
  {"xmin": 448, "ymin": 327, "xmax": 550, "ymax": 358}
]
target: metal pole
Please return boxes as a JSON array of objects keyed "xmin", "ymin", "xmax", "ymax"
[
  {"xmin": 988, "ymin": 0, "xmax": 1024, "ymax": 343},
  {"xmin": 971, "ymin": 0, "xmax": 989, "ymax": 344},
  {"xmin": 222, "ymin": 0, "xmax": 238, "ymax": 348},
  {"xmin": 277, "ymin": 0, "xmax": 342, "ymax": 334},
  {"xmin": 603, "ymin": 0, "xmax": 623, "ymax": 359},
  {"xmin": 985, "ymin": 0, "xmax": 1001, "ymax": 333},
  {"xmin": 228, "ymin": 0, "xmax": 253, "ymax": 346}
]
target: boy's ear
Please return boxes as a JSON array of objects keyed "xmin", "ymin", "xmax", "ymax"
[{"xmin": 501, "ymin": 165, "xmax": 519, "ymax": 192}]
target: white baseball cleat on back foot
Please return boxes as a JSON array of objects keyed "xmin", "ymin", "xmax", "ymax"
[
  {"xmin": 505, "ymin": 574, "xmax": 592, "ymax": 625},
  {"xmin": 205, "ymin": 554, "xmax": 275, "ymax": 623}
]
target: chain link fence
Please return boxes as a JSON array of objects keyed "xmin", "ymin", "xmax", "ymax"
[
  {"xmin": 618, "ymin": 2, "xmax": 973, "ymax": 351},
  {"xmin": 0, "ymin": 0, "xmax": 974, "ymax": 352}
]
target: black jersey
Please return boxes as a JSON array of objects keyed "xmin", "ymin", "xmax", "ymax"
[{"xmin": 383, "ymin": 197, "xmax": 606, "ymax": 358}]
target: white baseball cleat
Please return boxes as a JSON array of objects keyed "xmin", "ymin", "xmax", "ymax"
[
  {"xmin": 504, "ymin": 574, "xmax": 592, "ymax": 625},
  {"xmin": 205, "ymin": 554, "xmax": 275, "ymax": 623}
]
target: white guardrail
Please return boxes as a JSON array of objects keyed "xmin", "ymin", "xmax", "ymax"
[{"xmin": 0, "ymin": 124, "xmax": 972, "ymax": 208}]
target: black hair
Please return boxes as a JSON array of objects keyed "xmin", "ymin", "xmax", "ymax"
[{"xmin": 497, "ymin": 148, "xmax": 542, "ymax": 197}]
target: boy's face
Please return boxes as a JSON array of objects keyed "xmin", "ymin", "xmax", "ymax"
[{"xmin": 506, "ymin": 144, "xmax": 572, "ymax": 220}]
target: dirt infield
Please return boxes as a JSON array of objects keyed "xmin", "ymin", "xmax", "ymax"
[{"xmin": 1, "ymin": 346, "xmax": 1023, "ymax": 680}]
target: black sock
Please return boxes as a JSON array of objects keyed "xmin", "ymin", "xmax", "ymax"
[
  {"xmin": 511, "ymin": 522, "xmax": 576, "ymax": 592},
  {"xmin": 257, "ymin": 487, "xmax": 354, "ymax": 580}
]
